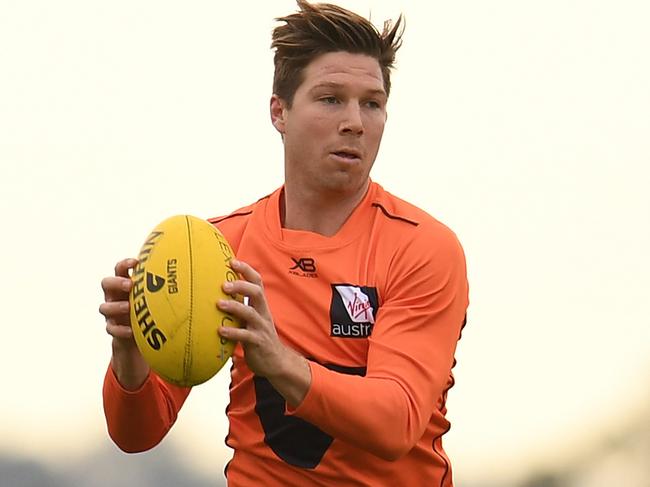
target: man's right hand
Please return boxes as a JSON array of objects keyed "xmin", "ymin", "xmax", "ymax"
[{"xmin": 99, "ymin": 258, "xmax": 150, "ymax": 390}]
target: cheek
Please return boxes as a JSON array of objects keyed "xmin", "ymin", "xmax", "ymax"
[
  {"xmin": 307, "ymin": 113, "xmax": 335, "ymax": 134},
  {"xmin": 289, "ymin": 111, "xmax": 330, "ymax": 137},
  {"xmin": 286, "ymin": 121, "xmax": 324, "ymax": 157},
  {"xmin": 365, "ymin": 118, "xmax": 386, "ymax": 145}
]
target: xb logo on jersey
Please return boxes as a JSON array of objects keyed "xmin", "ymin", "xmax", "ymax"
[
  {"xmin": 330, "ymin": 284, "xmax": 379, "ymax": 338},
  {"xmin": 289, "ymin": 257, "xmax": 318, "ymax": 278}
]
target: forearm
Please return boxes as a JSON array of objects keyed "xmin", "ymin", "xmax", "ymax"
[
  {"xmin": 289, "ymin": 361, "xmax": 420, "ymax": 461},
  {"xmin": 289, "ymin": 299, "xmax": 466, "ymax": 460},
  {"xmin": 103, "ymin": 362, "xmax": 191, "ymax": 453},
  {"xmin": 110, "ymin": 338, "xmax": 150, "ymax": 391},
  {"xmin": 100, "ymin": 257, "xmax": 191, "ymax": 453}
]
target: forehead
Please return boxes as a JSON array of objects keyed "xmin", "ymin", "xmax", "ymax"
[{"xmin": 299, "ymin": 51, "xmax": 385, "ymax": 93}]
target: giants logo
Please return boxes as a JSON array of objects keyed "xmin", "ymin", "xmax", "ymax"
[
  {"xmin": 330, "ymin": 284, "xmax": 379, "ymax": 338},
  {"xmin": 146, "ymin": 272, "xmax": 165, "ymax": 292}
]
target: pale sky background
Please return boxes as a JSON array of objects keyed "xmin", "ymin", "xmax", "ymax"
[{"xmin": 1, "ymin": 0, "xmax": 649, "ymax": 485}]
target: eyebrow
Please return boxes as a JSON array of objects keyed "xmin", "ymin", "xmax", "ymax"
[{"xmin": 308, "ymin": 81, "xmax": 387, "ymax": 98}]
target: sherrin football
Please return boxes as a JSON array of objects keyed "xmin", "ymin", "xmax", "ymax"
[{"xmin": 129, "ymin": 215, "xmax": 241, "ymax": 387}]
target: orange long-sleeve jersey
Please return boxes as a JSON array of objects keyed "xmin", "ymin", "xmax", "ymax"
[{"xmin": 104, "ymin": 181, "xmax": 469, "ymax": 487}]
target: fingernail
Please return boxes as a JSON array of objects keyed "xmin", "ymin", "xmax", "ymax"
[
  {"xmin": 229, "ymin": 258, "xmax": 239, "ymax": 267},
  {"xmin": 122, "ymin": 280, "xmax": 131, "ymax": 292},
  {"xmin": 223, "ymin": 282, "xmax": 233, "ymax": 291}
]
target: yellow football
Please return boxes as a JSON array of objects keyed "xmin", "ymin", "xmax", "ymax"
[{"xmin": 129, "ymin": 215, "xmax": 240, "ymax": 387}]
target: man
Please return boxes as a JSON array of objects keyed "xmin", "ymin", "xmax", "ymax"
[{"xmin": 100, "ymin": 1, "xmax": 469, "ymax": 486}]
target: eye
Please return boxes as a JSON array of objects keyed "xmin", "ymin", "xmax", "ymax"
[
  {"xmin": 320, "ymin": 96, "xmax": 339, "ymax": 104},
  {"xmin": 365, "ymin": 100, "xmax": 382, "ymax": 109}
]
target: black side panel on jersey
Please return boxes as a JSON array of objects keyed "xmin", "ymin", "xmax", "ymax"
[{"xmin": 253, "ymin": 363, "xmax": 366, "ymax": 469}]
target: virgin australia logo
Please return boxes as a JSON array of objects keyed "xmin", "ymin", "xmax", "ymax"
[{"xmin": 330, "ymin": 285, "xmax": 379, "ymax": 338}]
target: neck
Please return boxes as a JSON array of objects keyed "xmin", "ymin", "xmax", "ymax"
[{"xmin": 281, "ymin": 181, "xmax": 369, "ymax": 237}]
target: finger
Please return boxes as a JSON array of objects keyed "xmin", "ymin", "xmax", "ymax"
[
  {"xmin": 222, "ymin": 280, "xmax": 269, "ymax": 314},
  {"xmin": 106, "ymin": 319, "xmax": 134, "ymax": 339},
  {"xmin": 101, "ymin": 276, "xmax": 132, "ymax": 294},
  {"xmin": 218, "ymin": 325, "xmax": 257, "ymax": 345},
  {"xmin": 115, "ymin": 258, "xmax": 138, "ymax": 278},
  {"xmin": 101, "ymin": 276, "xmax": 133, "ymax": 302},
  {"xmin": 98, "ymin": 301, "xmax": 130, "ymax": 319},
  {"xmin": 218, "ymin": 298, "xmax": 262, "ymax": 326},
  {"xmin": 100, "ymin": 304, "xmax": 131, "ymax": 327},
  {"xmin": 229, "ymin": 259, "xmax": 262, "ymax": 287}
]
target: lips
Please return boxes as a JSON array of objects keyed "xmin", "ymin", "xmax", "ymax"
[{"xmin": 331, "ymin": 148, "xmax": 361, "ymax": 160}]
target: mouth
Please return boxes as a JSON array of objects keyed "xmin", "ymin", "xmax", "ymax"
[{"xmin": 331, "ymin": 148, "xmax": 362, "ymax": 161}]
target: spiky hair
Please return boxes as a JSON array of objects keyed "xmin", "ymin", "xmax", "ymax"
[{"xmin": 271, "ymin": 0, "xmax": 404, "ymax": 106}]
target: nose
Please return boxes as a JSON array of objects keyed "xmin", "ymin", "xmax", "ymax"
[{"xmin": 338, "ymin": 102, "xmax": 364, "ymax": 136}]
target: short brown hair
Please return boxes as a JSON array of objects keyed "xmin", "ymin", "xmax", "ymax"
[{"xmin": 271, "ymin": 0, "xmax": 404, "ymax": 107}]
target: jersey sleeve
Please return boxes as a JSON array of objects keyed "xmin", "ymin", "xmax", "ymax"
[
  {"xmin": 288, "ymin": 222, "xmax": 469, "ymax": 460},
  {"xmin": 103, "ymin": 364, "xmax": 191, "ymax": 453}
]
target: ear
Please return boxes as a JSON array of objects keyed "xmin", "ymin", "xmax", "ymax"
[{"xmin": 270, "ymin": 94, "xmax": 288, "ymax": 134}]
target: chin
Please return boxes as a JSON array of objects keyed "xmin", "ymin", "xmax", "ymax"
[{"xmin": 321, "ymin": 173, "xmax": 369, "ymax": 196}]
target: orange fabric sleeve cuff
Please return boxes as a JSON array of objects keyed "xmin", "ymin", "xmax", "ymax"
[
  {"xmin": 106, "ymin": 362, "xmax": 153, "ymax": 395},
  {"xmin": 285, "ymin": 360, "xmax": 322, "ymax": 417}
]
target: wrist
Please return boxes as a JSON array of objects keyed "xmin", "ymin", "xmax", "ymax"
[
  {"xmin": 267, "ymin": 347, "xmax": 311, "ymax": 408},
  {"xmin": 111, "ymin": 338, "xmax": 150, "ymax": 391}
]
